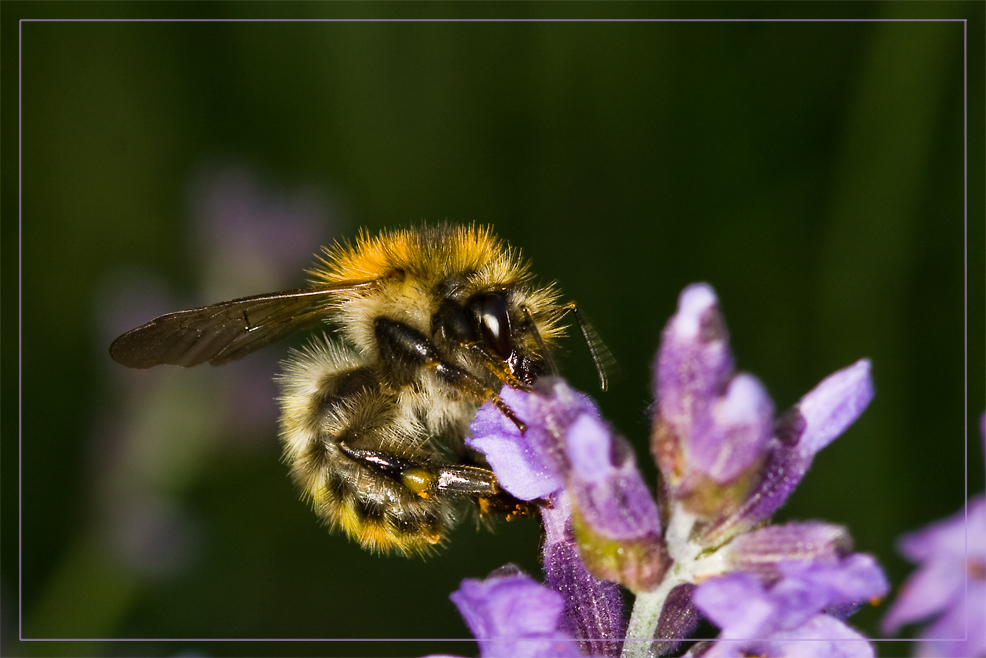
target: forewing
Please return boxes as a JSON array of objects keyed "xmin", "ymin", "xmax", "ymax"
[{"xmin": 109, "ymin": 282, "xmax": 374, "ymax": 369}]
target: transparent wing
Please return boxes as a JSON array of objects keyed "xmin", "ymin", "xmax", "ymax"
[{"xmin": 109, "ymin": 281, "xmax": 376, "ymax": 369}]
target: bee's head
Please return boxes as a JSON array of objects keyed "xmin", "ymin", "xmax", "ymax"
[
  {"xmin": 431, "ymin": 287, "xmax": 551, "ymax": 388},
  {"xmin": 468, "ymin": 288, "xmax": 612, "ymax": 393},
  {"xmin": 466, "ymin": 290, "xmax": 548, "ymax": 387}
]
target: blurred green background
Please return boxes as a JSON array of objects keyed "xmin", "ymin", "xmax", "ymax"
[{"xmin": 3, "ymin": 3, "xmax": 984, "ymax": 657}]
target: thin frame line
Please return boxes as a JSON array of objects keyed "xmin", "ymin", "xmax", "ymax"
[
  {"xmin": 16, "ymin": 17, "xmax": 968, "ymax": 23},
  {"xmin": 18, "ymin": 13, "xmax": 25, "ymax": 644},
  {"xmin": 962, "ymin": 14, "xmax": 970, "ymax": 647},
  {"xmin": 17, "ymin": 15, "xmax": 971, "ymax": 646}
]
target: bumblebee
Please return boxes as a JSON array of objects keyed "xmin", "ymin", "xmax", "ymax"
[{"xmin": 110, "ymin": 224, "xmax": 607, "ymax": 555}]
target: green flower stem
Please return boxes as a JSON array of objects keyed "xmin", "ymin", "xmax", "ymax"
[
  {"xmin": 621, "ymin": 505, "xmax": 701, "ymax": 658},
  {"xmin": 621, "ymin": 573, "xmax": 688, "ymax": 658}
]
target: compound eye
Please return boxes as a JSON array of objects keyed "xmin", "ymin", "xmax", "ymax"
[{"xmin": 479, "ymin": 292, "xmax": 512, "ymax": 360}]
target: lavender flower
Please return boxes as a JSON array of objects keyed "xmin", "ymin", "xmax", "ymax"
[
  {"xmin": 460, "ymin": 283, "xmax": 883, "ymax": 658},
  {"xmin": 92, "ymin": 164, "xmax": 337, "ymax": 573},
  {"xmin": 881, "ymin": 415, "xmax": 986, "ymax": 658},
  {"xmin": 187, "ymin": 161, "xmax": 333, "ymax": 299}
]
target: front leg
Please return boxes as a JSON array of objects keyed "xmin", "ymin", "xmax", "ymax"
[{"xmin": 373, "ymin": 317, "xmax": 527, "ymax": 431}]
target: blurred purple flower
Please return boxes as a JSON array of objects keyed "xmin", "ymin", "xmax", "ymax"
[
  {"xmin": 90, "ymin": 162, "xmax": 343, "ymax": 585},
  {"xmin": 185, "ymin": 162, "xmax": 341, "ymax": 434},
  {"xmin": 104, "ymin": 494, "xmax": 199, "ymax": 577},
  {"xmin": 187, "ymin": 162, "xmax": 335, "ymax": 287},
  {"xmin": 882, "ymin": 416, "xmax": 986, "ymax": 658},
  {"xmin": 691, "ymin": 373, "xmax": 774, "ymax": 484}
]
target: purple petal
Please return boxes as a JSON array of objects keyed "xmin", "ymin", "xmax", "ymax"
[
  {"xmin": 747, "ymin": 555, "xmax": 888, "ymax": 634},
  {"xmin": 698, "ymin": 615, "xmax": 876, "ymax": 658},
  {"xmin": 472, "ymin": 378, "xmax": 666, "ymax": 591},
  {"xmin": 693, "ymin": 572, "xmax": 776, "ymax": 639},
  {"xmin": 469, "ymin": 430, "xmax": 562, "ymax": 501},
  {"xmin": 696, "ymin": 556, "xmax": 887, "ymax": 646},
  {"xmin": 566, "ymin": 413, "xmax": 613, "ymax": 483},
  {"xmin": 526, "ymin": 378, "xmax": 603, "ymax": 477},
  {"xmin": 778, "ymin": 554, "xmax": 889, "ymax": 610},
  {"xmin": 701, "ymin": 554, "xmax": 887, "ymax": 636},
  {"xmin": 467, "ymin": 390, "xmax": 563, "ymax": 501},
  {"xmin": 542, "ymin": 496, "xmax": 626, "ymax": 658},
  {"xmin": 556, "ymin": 404, "xmax": 666, "ymax": 585},
  {"xmin": 655, "ymin": 284, "xmax": 734, "ymax": 422},
  {"xmin": 722, "ymin": 522, "xmax": 854, "ymax": 583},
  {"xmin": 450, "ymin": 567, "xmax": 583, "ymax": 658},
  {"xmin": 568, "ymin": 433, "xmax": 662, "ymax": 542},
  {"xmin": 692, "ymin": 373, "xmax": 774, "ymax": 483},
  {"xmin": 767, "ymin": 577, "xmax": 829, "ymax": 631},
  {"xmin": 748, "ymin": 614, "xmax": 875, "ymax": 658},
  {"xmin": 557, "ymin": 409, "xmax": 666, "ymax": 590},
  {"xmin": 652, "ymin": 583, "xmax": 702, "ymax": 657},
  {"xmin": 701, "ymin": 361, "xmax": 874, "ymax": 544},
  {"xmin": 897, "ymin": 495, "xmax": 983, "ymax": 563},
  {"xmin": 652, "ymin": 284, "xmax": 734, "ymax": 481},
  {"xmin": 794, "ymin": 360, "xmax": 874, "ymax": 455},
  {"xmin": 469, "ymin": 385, "xmax": 531, "ymax": 446},
  {"xmin": 528, "ymin": 379, "xmax": 665, "ymax": 564},
  {"xmin": 698, "ymin": 444, "xmax": 812, "ymax": 545}
]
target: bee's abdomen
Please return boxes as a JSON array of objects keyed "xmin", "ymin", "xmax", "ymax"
[{"xmin": 278, "ymin": 337, "xmax": 454, "ymax": 555}]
